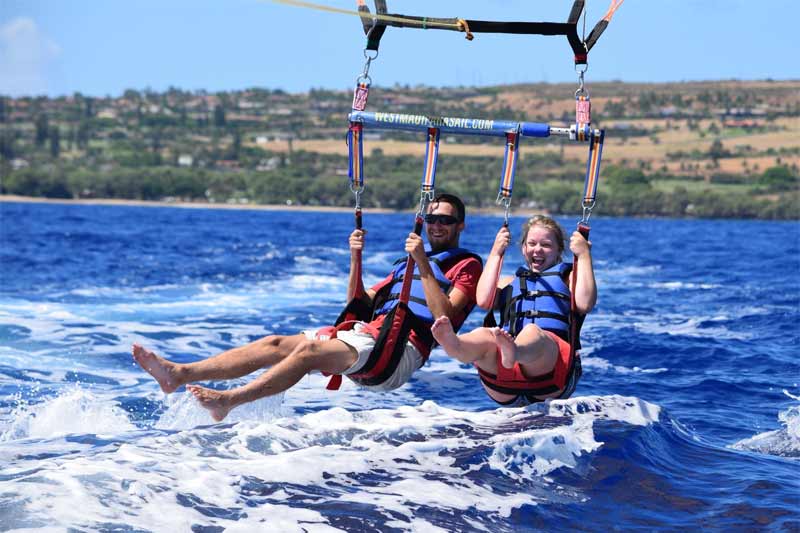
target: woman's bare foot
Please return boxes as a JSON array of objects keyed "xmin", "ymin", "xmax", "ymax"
[
  {"xmin": 132, "ymin": 344, "xmax": 183, "ymax": 393},
  {"xmin": 186, "ymin": 385, "xmax": 234, "ymax": 422},
  {"xmin": 431, "ymin": 316, "xmax": 462, "ymax": 355},
  {"xmin": 493, "ymin": 328, "xmax": 518, "ymax": 369}
]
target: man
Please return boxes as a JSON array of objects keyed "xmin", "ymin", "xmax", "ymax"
[{"xmin": 132, "ymin": 193, "xmax": 483, "ymax": 421}]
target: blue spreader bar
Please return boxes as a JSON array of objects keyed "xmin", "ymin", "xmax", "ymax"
[{"xmin": 349, "ymin": 111, "xmax": 553, "ymax": 138}]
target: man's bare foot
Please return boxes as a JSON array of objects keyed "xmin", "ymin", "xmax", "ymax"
[
  {"xmin": 132, "ymin": 344, "xmax": 182, "ymax": 394},
  {"xmin": 186, "ymin": 384, "xmax": 233, "ymax": 422},
  {"xmin": 493, "ymin": 328, "xmax": 518, "ymax": 369},
  {"xmin": 431, "ymin": 316, "xmax": 462, "ymax": 355}
]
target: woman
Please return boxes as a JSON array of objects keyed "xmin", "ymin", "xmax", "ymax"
[{"xmin": 431, "ymin": 215, "xmax": 597, "ymax": 406}]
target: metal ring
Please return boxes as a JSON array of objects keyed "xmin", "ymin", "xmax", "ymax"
[
  {"xmin": 574, "ymin": 63, "xmax": 588, "ymax": 75},
  {"xmin": 356, "ymin": 74, "xmax": 372, "ymax": 86},
  {"xmin": 575, "ymin": 87, "xmax": 589, "ymax": 98},
  {"xmin": 363, "ymin": 48, "xmax": 379, "ymax": 61}
]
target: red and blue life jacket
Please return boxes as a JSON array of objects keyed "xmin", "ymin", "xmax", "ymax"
[
  {"xmin": 329, "ymin": 247, "xmax": 482, "ymax": 389},
  {"xmin": 373, "ymin": 247, "xmax": 481, "ymax": 327}
]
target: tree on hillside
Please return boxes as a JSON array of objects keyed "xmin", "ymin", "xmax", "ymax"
[
  {"xmin": 604, "ymin": 165, "xmax": 651, "ymax": 191},
  {"xmin": 76, "ymin": 120, "xmax": 91, "ymax": 149},
  {"xmin": 0, "ymin": 129, "xmax": 15, "ymax": 159},
  {"xmin": 759, "ymin": 165, "xmax": 798, "ymax": 192},
  {"xmin": 49, "ymin": 126, "xmax": 61, "ymax": 158},
  {"xmin": 214, "ymin": 105, "xmax": 226, "ymax": 128},
  {"xmin": 230, "ymin": 127, "xmax": 241, "ymax": 161},
  {"xmin": 708, "ymin": 139, "xmax": 730, "ymax": 161},
  {"xmin": 35, "ymin": 114, "xmax": 49, "ymax": 147}
]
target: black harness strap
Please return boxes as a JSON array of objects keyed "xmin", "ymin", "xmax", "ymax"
[
  {"xmin": 358, "ymin": 0, "xmax": 388, "ymax": 51},
  {"xmin": 508, "ymin": 290, "xmax": 571, "ymax": 302},
  {"xmin": 357, "ymin": 0, "xmax": 615, "ymax": 64}
]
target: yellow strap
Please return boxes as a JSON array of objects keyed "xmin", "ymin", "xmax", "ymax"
[
  {"xmin": 270, "ymin": 0, "xmax": 461, "ymax": 31},
  {"xmin": 456, "ymin": 18, "xmax": 474, "ymax": 41}
]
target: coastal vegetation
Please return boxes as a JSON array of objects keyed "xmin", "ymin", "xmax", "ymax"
[{"xmin": 1, "ymin": 81, "xmax": 798, "ymax": 218}]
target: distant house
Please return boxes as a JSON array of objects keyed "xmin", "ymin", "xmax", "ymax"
[
  {"xmin": 238, "ymin": 100, "xmax": 264, "ymax": 110},
  {"xmin": 253, "ymin": 132, "xmax": 292, "ymax": 143},
  {"xmin": 257, "ymin": 156, "xmax": 281, "ymax": 171},
  {"xmin": 723, "ymin": 120, "xmax": 762, "ymax": 130},
  {"xmin": 659, "ymin": 106, "xmax": 677, "ymax": 117},
  {"xmin": 178, "ymin": 154, "xmax": 194, "ymax": 167},
  {"xmin": 10, "ymin": 159, "xmax": 29, "ymax": 170},
  {"xmin": 216, "ymin": 160, "xmax": 241, "ymax": 170},
  {"xmin": 97, "ymin": 109, "xmax": 118, "ymax": 120}
]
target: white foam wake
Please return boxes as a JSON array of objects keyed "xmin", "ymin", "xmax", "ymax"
[
  {"xmin": 0, "ymin": 395, "xmax": 661, "ymax": 531},
  {"xmin": 1, "ymin": 388, "xmax": 136, "ymax": 442},
  {"xmin": 730, "ymin": 390, "xmax": 800, "ymax": 458}
]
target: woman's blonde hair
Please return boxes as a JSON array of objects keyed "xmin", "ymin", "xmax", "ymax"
[{"xmin": 519, "ymin": 215, "xmax": 566, "ymax": 260}]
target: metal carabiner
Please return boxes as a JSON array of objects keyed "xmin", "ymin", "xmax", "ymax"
[
  {"xmin": 580, "ymin": 201, "xmax": 595, "ymax": 225},
  {"xmin": 496, "ymin": 194, "xmax": 512, "ymax": 227},
  {"xmin": 417, "ymin": 190, "xmax": 434, "ymax": 218},
  {"xmin": 575, "ymin": 69, "xmax": 588, "ymax": 98},
  {"xmin": 351, "ymin": 186, "xmax": 364, "ymax": 210}
]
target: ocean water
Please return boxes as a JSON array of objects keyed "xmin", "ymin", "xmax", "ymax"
[{"xmin": 0, "ymin": 201, "xmax": 798, "ymax": 532}]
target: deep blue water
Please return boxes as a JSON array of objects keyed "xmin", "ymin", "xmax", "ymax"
[{"xmin": 0, "ymin": 201, "xmax": 798, "ymax": 531}]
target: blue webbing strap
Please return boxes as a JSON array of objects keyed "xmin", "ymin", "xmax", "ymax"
[
  {"xmin": 421, "ymin": 127, "xmax": 440, "ymax": 196},
  {"xmin": 347, "ymin": 122, "xmax": 365, "ymax": 191},
  {"xmin": 497, "ymin": 131, "xmax": 519, "ymax": 225},
  {"xmin": 582, "ymin": 129, "xmax": 604, "ymax": 214}
]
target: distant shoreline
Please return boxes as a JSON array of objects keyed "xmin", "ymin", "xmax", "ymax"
[
  {"xmin": 0, "ymin": 195, "xmax": 390, "ymax": 214},
  {"xmin": 0, "ymin": 194, "xmax": 520, "ymax": 216}
]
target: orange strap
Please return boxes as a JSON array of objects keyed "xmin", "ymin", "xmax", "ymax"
[{"xmin": 603, "ymin": 0, "xmax": 625, "ymax": 22}]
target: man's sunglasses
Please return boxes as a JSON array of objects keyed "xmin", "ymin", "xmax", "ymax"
[{"xmin": 424, "ymin": 214, "xmax": 460, "ymax": 226}]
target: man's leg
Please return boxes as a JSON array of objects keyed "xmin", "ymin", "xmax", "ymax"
[
  {"xmin": 132, "ymin": 333, "xmax": 307, "ymax": 393},
  {"xmin": 187, "ymin": 337, "xmax": 358, "ymax": 421}
]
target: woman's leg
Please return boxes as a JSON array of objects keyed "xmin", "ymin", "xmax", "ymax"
[
  {"xmin": 431, "ymin": 316, "xmax": 497, "ymax": 365},
  {"xmin": 496, "ymin": 324, "xmax": 558, "ymax": 376}
]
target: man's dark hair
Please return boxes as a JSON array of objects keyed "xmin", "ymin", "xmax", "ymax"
[{"xmin": 432, "ymin": 193, "xmax": 465, "ymax": 222}]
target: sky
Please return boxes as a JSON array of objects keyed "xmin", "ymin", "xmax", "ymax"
[{"xmin": 0, "ymin": 0, "xmax": 796, "ymax": 98}]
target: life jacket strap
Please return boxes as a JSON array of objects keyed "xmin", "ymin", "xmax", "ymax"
[{"xmin": 515, "ymin": 309, "xmax": 569, "ymax": 324}]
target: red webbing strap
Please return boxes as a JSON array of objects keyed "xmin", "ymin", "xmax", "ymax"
[
  {"xmin": 326, "ymin": 215, "xmax": 424, "ymax": 391},
  {"xmin": 326, "ymin": 193, "xmax": 365, "ymax": 391},
  {"xmin": 352, "ymin": 206, "xmax": 364, "ymax": 297},
  {"xmin": 348, "ymin": 122, "xmax": 364, "ymax": 190},
  {"xmin": 357, "ymin": 215, "xmax": 423, "ymax": 381},
  {"xmin": 398, "ymin": 214, "xmax": 424, "ymax": 304},
  {"xmin": 569, "ymin": 224, "xmax": 590, "ymax": 364},
  {"xmin": 326, "ymin": 374, "xmax": 343, "ymax": 390}
]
